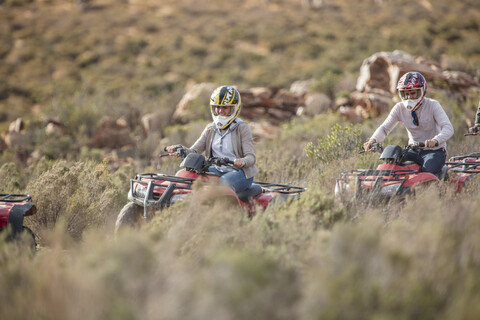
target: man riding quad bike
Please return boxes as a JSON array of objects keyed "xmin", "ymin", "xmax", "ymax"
[{"xmin": 335, "ymin": 142, "xmax": 442, "ymax": 202}]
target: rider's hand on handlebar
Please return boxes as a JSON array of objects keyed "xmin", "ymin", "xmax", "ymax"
[
  {"xmin": 233, "ymin": 158, "xmax": 245, "ymax": 168},
  {"xmin": 363, "ymin": 138, "xmax": 376, "ymax": 152},
  {"xmin": 468, "ymin": 124, "xmax": 480, "ymax": 134},
  {"xmin": 425, "ymin": 139, "xmax": 438, "ymax": 148},
  {"xmin": 165, "ymin": 145, "xmax": 184, "ymax": 157}
]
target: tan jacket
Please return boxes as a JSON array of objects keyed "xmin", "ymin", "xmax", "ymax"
[{"xmin": 186, "ymin": 120, "xmax": 258, "ymax": 179}]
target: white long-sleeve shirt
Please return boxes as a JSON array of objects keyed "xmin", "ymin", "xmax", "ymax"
[{"xmin": 371, "ymin": 98, "xmax": 454, "ymax": 151}]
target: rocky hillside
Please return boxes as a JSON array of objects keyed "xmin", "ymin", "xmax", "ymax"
[{"xmin": 1, "ymin": 0, "xmax": 480, "ymax": 165}]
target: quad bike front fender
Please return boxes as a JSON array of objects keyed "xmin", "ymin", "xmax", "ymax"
[
  {"xmin": 402, "ymin": 172, "xmax": 439, "ymax": 188},
  {"xmin": 0, "ymin": 202, "xmax": 36, "ymax": 237}
]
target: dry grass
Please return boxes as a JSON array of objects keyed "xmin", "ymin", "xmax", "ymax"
[{"xmin": 2, "ymin": 171, "xmax": 480, "ymax": 319}]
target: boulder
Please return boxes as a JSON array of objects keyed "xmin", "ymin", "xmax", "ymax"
[
  {"xmin": 9, "ymin": 117, "xmax": 24, "ymax": 133},
  {"xmin": 141, "ymin": 111, "xmax": 170, "ymax": 136},
  {"xmin": 301, "ymin": 92, "xmax": 332, "ymax": 116},
  {"xmin": 171, "ymin": 82, "xmax": 218, "ymax": 124},
  {"xmin": 240, "ymin": 87, "xmax": 303, "ymax": 124},
  {"xmin": 45, "ymin": 118, "xmax": 66, "ymax": 136},
  {"xmin": 3, "ymin": 118, "xmax": 30, "ymax": 149},
  {"xmin": 88, "ymin": 117, "xmax": 135, "ymax": 149}
]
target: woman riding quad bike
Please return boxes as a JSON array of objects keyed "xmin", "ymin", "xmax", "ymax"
[
  {"xmin": 115, "ymin": 148, "xmax": 305, "ymax": 233},
  {"xmin": 115, "ymin": 85, "xmax": 305, "ymax": 232}
]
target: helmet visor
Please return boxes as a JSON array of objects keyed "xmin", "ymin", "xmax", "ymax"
[
  {"xmin": 211, "ymin": 104, "xmax": 235, "ymax": 116},
  {"xmin": 399, "ymin": 89, "xmax": 421, "ymax": 100}
]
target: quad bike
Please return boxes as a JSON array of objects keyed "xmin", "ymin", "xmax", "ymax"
[
  {"xmin": 115, "ymin": 147, "xmax": 305, "ymax": 232},
  {"xmin": 0, "ymin": 193, "xmax": 37, "ymax": 250},
  {"xmin": 444, "ymin": 131, "xmax": 480, "ymax": 192},
  {"xmin": 335, "ymin": 142, "xmax": 441, "ymax": 202}
]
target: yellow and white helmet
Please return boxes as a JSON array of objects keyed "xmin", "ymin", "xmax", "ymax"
[{"xmin": 210, "ymin": 85, "xmax": 241, "ymax": 130}]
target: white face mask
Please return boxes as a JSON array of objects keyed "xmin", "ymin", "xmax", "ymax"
[
  {"xmin": 399, "ymin": 88, "xmax": 424, "ymax": 111},
  {"xmin": 213, "ymin": 115, "xmax": 233, "ymax": 129},
  {"xmin": 211, "ymin": 105, "xmax": 238, "ymax": 130},
  {"xmin": 402, "ymin": 98, "xmax": 422, "ymax": 111}
]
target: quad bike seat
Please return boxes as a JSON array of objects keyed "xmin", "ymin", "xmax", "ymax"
[{"xmin": 236, "ymin": 183, "xmax": 263, "ymax": 202}]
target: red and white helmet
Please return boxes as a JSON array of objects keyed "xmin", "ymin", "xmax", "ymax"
[{"xmin": 397, "ymin": 72, "xmax": 427, "ymax": 111}]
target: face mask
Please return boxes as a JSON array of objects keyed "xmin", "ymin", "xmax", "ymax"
[{"xmin": 402, "ymin": 98, "xmax": 421, "ymax": 111}]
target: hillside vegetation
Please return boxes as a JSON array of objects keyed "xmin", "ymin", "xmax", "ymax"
[{"xmin": 1, "ymin": 0, "xmax": 480, "ymax": 319}]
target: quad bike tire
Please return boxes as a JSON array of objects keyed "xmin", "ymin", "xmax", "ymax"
[
  {"xmin": 6, "ymin": 226, "xmax": 37, "ymax": 253},
  {"xmin": 115, "ymin": 202, "xmax": 144, "ymax": 234},
  {"xmin": 21, "ymin": 226, "xmax": 37, "ymax": 252}
]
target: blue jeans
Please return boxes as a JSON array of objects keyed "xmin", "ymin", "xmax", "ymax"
[
  {"xmin": 208, "ymin": 166, "xmax": 253, "ymax": 193},
  {"xmin": 405, "ymin": 149, "xmax": 447, "ymax": 174}
]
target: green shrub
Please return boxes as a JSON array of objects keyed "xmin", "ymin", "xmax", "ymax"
[
  {"xmin": 305, "ymin": 123, "xmax": 363, "ymax": 164},
  {"xmin": 25, "ymin": 160, "xmax": 128, "ymax": 244},
  {"xmin": 0, "ymin": 162, "xmax": 24, "ymax": 192}
]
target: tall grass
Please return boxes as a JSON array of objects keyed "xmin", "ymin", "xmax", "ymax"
[{"xmin": 2, "ymin": 170, "xmax": 480, "ymax": 319}]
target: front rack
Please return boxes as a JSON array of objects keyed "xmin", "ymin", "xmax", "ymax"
[
  {"xmin": 129, "ymin": 172, "xmax": 306, "ymax": 221},
  {"xmin": 448, "ymin": 153, "xmax": 480, "ymax": 161},
  {"xmin": 253, "ymin": 181, "xmax": 306, "ymax": 194},
  {"xmin": 132, "ymin": 173, "xmax": 306, "ymax": 195},
  {"xmin": 336, "ymin": 169, "xmax": 419, "ymax": 198},
  {"xmin": 0, "ymin": 194, "xmax": 32, "ymax": 203},
  {"xmin": 339, "ymin": 169, "xmax": 418, "ymax": 182},
  {"xmin": 446, "ymin": 155, "xmax": 480, "ymax": 174},
  {"xmin": 133, "ymin": 173, "xmax": 196, "ymax": 190}
]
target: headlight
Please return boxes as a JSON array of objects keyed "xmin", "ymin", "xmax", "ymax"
[
  {"xmin": 170, "ymin": 193, "xmax": 188, "ymax": 205},
  {"xmin": 335, "ymin": 179, "xmax": 350, "ymax": 197},
  {"xmin": 379, "ymin": 183, "xmax": 401, "ymax": 196},
  {"xmin": 134, "ymin": 184, "xmax": 147, "ymax": 198}
]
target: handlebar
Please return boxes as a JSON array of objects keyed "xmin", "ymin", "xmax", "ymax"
[
  {"xmin": 208, "ymin": 157, "xmax": 235, "ymax": 167},
  {"xmin": 359, "ymin": 142, "xmax": 384, "ymax": 154},
  {"xmin": 361, "ymin": 141, "xmax": 439, "ymax": 154},
  {"xmin": 466, "ymin": 126, "xmax": 480, "ymax": 136},
  {"xmin": 160, "ymin": 146, "xmax": 187, "ymax": 158},
  {"xmin": 408, "ymin": 142, "xmax": 425, "ymax": 150},
  {"xmin": 407, "ymin": 141, "xmax": 439, "ymax": 150}
]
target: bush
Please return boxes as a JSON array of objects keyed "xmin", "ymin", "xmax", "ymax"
[
  {"xmin": 0, "ymin": 162, "xmax": 24, "ymax": 192},
  {"xmin": 305, "ymin": 123, "xmax": 363, "ymax": 164},
  {"xmin": 25, "ymin": 160, "xmax": 128, "ymax": 244}
]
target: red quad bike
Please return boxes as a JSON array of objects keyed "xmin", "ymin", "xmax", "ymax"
[
  {"xmin": 0, "ymin": 193, "xmax": 37, "ymax": 250},
  {"xmin": 335, "ymin": 142, "xmax": 441, "ymax": 202},
  {"xmin": 115, "ymin": 147, "xmax": 305, "ymax": 232},
  {"xmin": 444, "ymin": 131, "xmax": 480, "ymax": 192}
]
